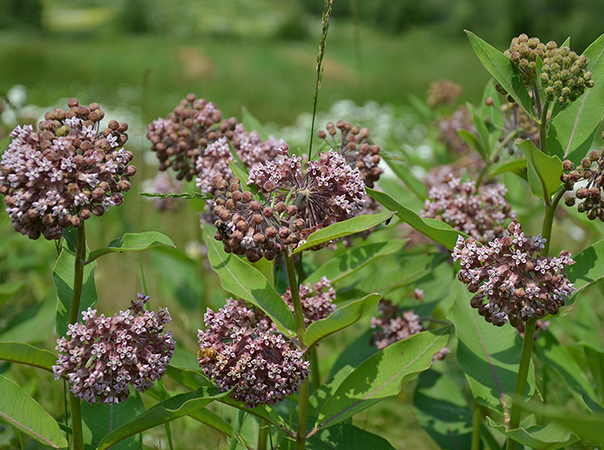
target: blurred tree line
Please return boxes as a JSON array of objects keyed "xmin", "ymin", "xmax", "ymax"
[{"xmin": 300, "ymin": 0, "xmax": 604, "ymax": 51}]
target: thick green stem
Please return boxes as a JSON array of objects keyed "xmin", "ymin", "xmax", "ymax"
[
  {"xmin": 284, "ymin": 254, "xmax": 309, "ymax": 450},
  {"xmin": 471, "ymin": 401, "xmax": 482, "ymax": 450},
  {"xmin": 67, "ymin": 225, "xmax": 86, "ymax": 450},
  {"xmin": 538, "ymin": 100, "xmax": 551, "ymax": 155},
  {"xmin": 507, "ymin": 317, "xmax": 537, "ymax": 450},
  {"xmin": 258, "ymin": 418, "xmax": 269, "ymax": 450}
]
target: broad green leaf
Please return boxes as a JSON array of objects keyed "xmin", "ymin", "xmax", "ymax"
[
  {"xmin": 0, "ymin": 294, "xmax": 56, "ymax": 343},
  {"xmin": 145, "ymin": 386, "xmax": 234, "ymax": 437},
  {"xmin": 304, "ymin": 293, "xmax": 381, "ymax": 349},
  {"xmin": 305, "ymin": 240, "xmax": 407, "ymax": 285},
  {"xmin": 414, "ymin": 368, "xmax": 500, "ymax": 450},
  {"xmin": 97, "ymin": 387, "xmax": 227, "ymax": 450},
  {"xmin": 53, "ymin": 242, "xmax": 98, "ymax": 337},
  {"xmin": 486, "ymin": 416, "xmax": 578, "ymax": 449},
  {"xmin": 465, "ymin": 30, "xmax": 535, "ymax": 121},
  {"xmin": 307, "ymin": 422, "xmax": 396, "ymax": 450},
  {"xmin": 580, "ymin": 388, "xmax": 604, "ymax": 415},
  {"xmin": 383, "ymin": 156, "xmax": 427, "ymax": 200},
  {"xmin": 87, "ymin": 232, "xmax": 175, "ymax": 263},
  {"xmin": 82, "ymin": 392, "xmax": 144, "ymax": 450},
  {"xmin": 522, "ymin": 404, "xmax": 604, "ymax": 444},
  {"xmin": 0, "ymin": 342, "xmax": 56, "ymax": 372},
  {"xmin": 566, "ymin": 239, "xmax": 604, "ymax": 305},
  {"xmin": 448, "ymin": 281, "xmax": 535, "ymax": 415},
  {"xmin": 165, "ymin": 365, "xmax": 288, "ymax": 428},
  {"xmin": 308, "ymin": 366, "xmax": 354, "ymax": 419},
  {"xmin": 488, "ymin": 158, "xmax": 527, "ymax": 178},
  {"xmin": 203, "ymin": 226, "xmax": 296, "ymax": 335},
  {"xmin": 293, "ymin": 212, "xmax": 395, "ymax": 254},
  {"xmin": 533, "ymin": 330, "xmax": 597, "ymax": 405},
  {"xmin": 517, "ymin": 139, "xmax": 563, "ymax": 199},
  {"xmin": 368, "ymin": 188, "xmax": 467, "ymax": 250},
  {"xmin": 327, "ymin": 329, "xmax": 377, "ymax": 380},
  {"xmin": 547, "ymin": 33, "xmax": 604, "ymax": 163},
  {"xmin": 241, "ymin": 106, "xmax": 269, "ymax": 140},
  {"xmin": 0, "ymin": 374, "xmax": 68, "ymax": 449},
  {"xmin": 316, "ymin": 326, "xmax": 451, "ymax": 429}
]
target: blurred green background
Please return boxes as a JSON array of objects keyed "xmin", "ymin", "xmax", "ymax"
[{"xmin": 2, "ymin": 1, "xmax": 604, "ymax": 448}]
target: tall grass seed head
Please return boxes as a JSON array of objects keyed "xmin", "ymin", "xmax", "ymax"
[{"xmin": 0, "ymin": 99, "xmax": 135, "ymax": 240}]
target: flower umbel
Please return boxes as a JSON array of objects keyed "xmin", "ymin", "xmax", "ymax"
[
  {"xmin": 0, "ymin": 99, "xmax": 136, "ymax": 240},
  {"xmin": 53, "ymin": 294, "xmax": 175, "ymax": 404},
  {"xmin": 281, "ymin": 277, "xmax": 336, "ymax": 326},
  {"xmin": 452, "ymin": 220, "xmax": 575, "ymax": 326},
  {"xmin": 197, "ymin": 301, "xmax": 309, "ymax": 408}
]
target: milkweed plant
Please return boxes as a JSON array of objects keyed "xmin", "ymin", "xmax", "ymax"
[{"xmin": 1, "ymin": 5, "xmax": 604, "ymax": 450}]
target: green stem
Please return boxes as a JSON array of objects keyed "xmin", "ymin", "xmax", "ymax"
[
  {"xmin": 285, "ymin": 254, "xmax": 309, "ymax": 450},
  {"xmin": 310, "ymin": 348, "xmax": 321, "ymax": 391},
  {"xmin": 507, "ymin": 317, "xmax": 537, "ymax": 450},
  {"xmin": 258, "ymin": 418, "xmax": 269, "ymax": 450},
  {"xmin": 68, "ymin": 225, "xmax": 86, "ymax": 450},
  {"xmin": 538, "ymin": 100, "xmax": 551, "ymax": 155},
  {"xmin": 158, "ymin": 379, "xmax": 174, "ymax": 450},
  {"xmin": 471, "ymin": 401, "xmax": 482, "ymax": 450}
]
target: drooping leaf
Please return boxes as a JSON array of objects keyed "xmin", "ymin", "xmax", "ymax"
[
  {"xmin": 368, "ymin": 188, "xmax": 467, "ymax": 250},
  {"xmin": 448, "ymin": 281, "xmax": 535, "ymax": 415},
  {"xmin": 533, "ymin": 330, "xmax": 597, "ymax": 406},
  {"xmin": 414, "ymin": 368, "xmax": 500, "ymax": 450},
  {"xmin": 547, "ymin": 33, "xmax": 604, "ymax": 163},
  {"xmin": 566, "ymin": 239, "xmax": 604, "ymax": 305},
  {"xmin": 87, "ymin": 232, "xmax": 175, "ymax": 263},
  {"xmin": 0, "ymin": 374, "xmax": 68, "ymax": 449},
  {"xmin": 53, "ymin": 242, "xmax": 98, "ymax": 337},
  {"xmin": 293, "ymin": 211, "xmax": 395, "ymax": 254},
  {"xmin": 305, "ymin": 240, "xmax": 407, "ymax": 285},
  {"xmin": 203, "ymin": 226, "xmax": 296, "ymax": 335},
  {"xmin": 383, "ymin": 156, "xmax": 427, "ymax": 200},
  {"xmin": 465, "ymin": 30, "xmax": 535, "ymax": 121},
  {"xmin": 517, "ymin": 139, "xmax": 563, "ymax": 199},
  {"xmin": 165, "ymin": 365, "xmax": 288, "ymax": 428},
  {"xmin": 316, "ymin": 326, "xmax": 451, "ymax": 429},
  {"xmin": 82, "ymin": 392, "xmax": 144, "ymax": 450},
  {"xmin": 486, "ymin": 416, "xmax": 578, "ymax": 449},
  {"xmin": 96, "ymin": 387, "xmax": 227, "ymax": 450},
  {"xmin": 304, "ymin": 293, "xmax": 381, "ymax": 349},
  {"xmin": 241, "ymin": 106, "xmax": 269, "ymax": 140},
  {"xmin": 0, "ymin": 342, "xmax": 56, "ymax": 372},
  {"xmin": 307, "ymin": 422, "xmax": 397, "ymax": 450}
]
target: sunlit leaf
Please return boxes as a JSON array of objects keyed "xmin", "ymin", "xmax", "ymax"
[
  {"xmin": 293, "ymin": 212, "xmax": 395, "ymax": 254},
  {"xmin": 87, "ymin": 232, "xmax": 175, "ymax": 263},
  {"xmin": 517, "ymin": 139, "xmax": 563, "ymax": 199},
  {"xmin": 0, "ymin": 342, "xmax": 56, "ymax": 372},
  {"xmin": 203, "ymin": 226, "xmax": 296, "ymax": 335},
  {"xmin": 316, "ymin": 326, "xmax": 451, "ymax": 429},
  {"xmin": 0, "ymin": 374, "xmax": 68, "ymax": 449},
  {"xmin": 307, "ymin": 422, "xmax": 396, "ymax": 450},
  {"xmin": 566, "ymin": 239, "xmax": 604, "ymax": 305},
  {"xmin": 97, "ymin": 387, "xmax": 227, "ymax": 450},
  {"xmin": 448, "ymin": 281, "xmax": 535, "ymax": 415},
  {"xmin": 368, "ymin": 188, "xmax": 467, "ymax": 250},
  {"xmin": 304, "ymin": 293, "xmax": 381, "ymax": 349},
  {"xmin": 487, "ymin": 416, "xmax": 578, "ymax": 449}
]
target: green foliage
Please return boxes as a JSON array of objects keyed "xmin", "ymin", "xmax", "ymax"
[{"xmin": 86, "ymin": 231, "xmax": 175, "ymax": 263}]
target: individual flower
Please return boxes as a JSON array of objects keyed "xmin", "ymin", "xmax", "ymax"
[
  {"xmin": 53, "ymin": 294, "xmax": 175, "ymax": 404},
  {"xmin": 146, "ymin": 94, "xmax": 238, "ymax": 181},
  {"xmin": 561, "ymin": 151, "xmax": 604, "ymax": 221},
  {"xmin": 317, "ymin": 120, "xmax": 383, "ymax": 188},
  {"xmin": 197, "ymin": 301, "xmax": 309, "ymax": 408},
  {"xmin": 0, "ymin": 99, "xmax": 136, "ymax": 240},
  {"xmin": 435, "ymin": 105, "xmax": 477, "ymax": 155},
  {"xmin": 371, "ymin": 299, "xmax": 449, "ymax": 362},
  {"xmin": 452, "ymin": 220, "xmax": 575, "ymax": 326},
  {"xmin": 281, "ymin": 277, "xmax": 336, "ymax": 326},
  {"xmin": 426, "ymin": 80, "xmax": 463, "ymax": 108},
  {"xmin": 421, "ymin": 174, "xmax": 515, "ymax": 243}
]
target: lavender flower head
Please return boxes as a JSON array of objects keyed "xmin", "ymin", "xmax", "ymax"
[
  {"xmin": 452, "ymin": 220, "xmax": 575, "ymax": 326},
  {"xmin": 197, "ymin": 301, "xmax": 309, "ymax": 408},
  {"xmin": 371, "ymin": 300, "xmax": 449, "ymax": 363},
  {"xmin": 0, "ymin": 99, "xmax": 136, "ymax": 240},
  {"xmin": 281, "ymin": 276, "xmax": 336, "ymax": 326},
  {"xmin": 53, "ymin": 294, "xmax": 175, "ymax": 404},
  {"xmin": 421, "ymin": 175, "xmax": 515, "ymax": 243}
]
